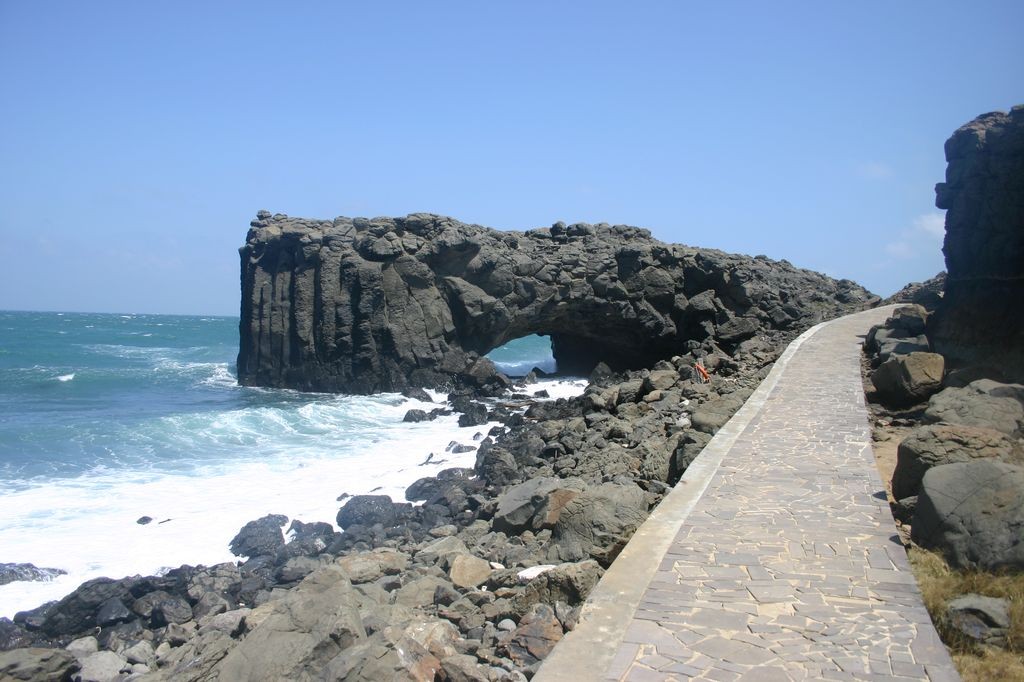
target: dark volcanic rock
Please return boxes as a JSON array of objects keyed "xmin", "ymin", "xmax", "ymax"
[
  {"xmin": 932, "ymin": 106, "xmax": 1024, "ymax": 382},
  {"xmin": 38, "ymin": 577, "xmax": 136, "ymax": 637},
  {"xmin": 0, "ymin": 563, "xmax": 66, "ymax": 587},
  {"xmin": 336, "ymin": 495, "xmax": 412, "ymax": 530},
  {"xmin": 884, "ymin": 272, "xmax": 946, "ymax": 310},
  {"xmin": 228, "ymin": 513, "xmax": 288, "ymax": 559},
  {"xmin": 912, "ymin": 460, "xmax": 1024, "ymax": 571},
  {"xmin": 871, "ymin": 352, "xmax": 944, "ymax": 407},
  {"xmin": 892, "ymin": 424, "xmax": 1024, "ymax": 500},
  {"xmin": 237, "ymin": 212, "xmax": 877, "ymax": 393}
]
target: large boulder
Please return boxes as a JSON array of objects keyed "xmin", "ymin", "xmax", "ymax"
[
  {"xmin": 38, "ymin": 577, "xmax": 136, "ymax": 637},
  {"xmin": 912, "ymin": 460, "xmax": 1024, "ymax": 570},
  {"xmin": 0, "ymin": 648, "xmax": 79, "ymax": 681},
  {"xmin": 892, "ymin": 424, "xmax": 1024, "ymax": 499},
  {"xmin": 923, "ymin": 380, "xmax": 1024, "ymax": 436},
  {"xmin": 546, "ymin": 482, "xmax": 649, "ymax": 566},
  {"xmin": 228, "ymin": 514, "xmax": 288, "ymax": 559},
  {"xmin": 337, "ymin": 495, "xmax": 413, "ymax": 529},
  {"xmin": 211, "ymin": 565, "xmax": 365, "ymax": 680},
  {"xmin": 491, "ymin": 477, "xmax": 586, "ymax": 534},
  {"xmin": 336, "ymin": 548, "xmax": 409, "ymax": 584},
  {"xmin": 691, "ymin": 392, "xmax": 748, "ymax": 435},
  {"xmin": 871, "ymin": 352, "xmax": 944, "ymax": 407},
  {"xmin": 932, "ymin": 106, "xmax": 1024, "ymax": 384}
]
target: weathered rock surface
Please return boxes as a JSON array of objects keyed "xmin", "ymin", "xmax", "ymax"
[
  {"xmin": 923, "ymin": 380, "xmax": 1024, "ymax": 436},
  {"xmin": 892, "ymin": 424, "xmax": 1024, "ymax": 500},
  {"xmin": 238, "ymin": 212, "xmax": 876, "ymax": 393},
  {"xmin": 228, "ymin": 513, "xmax": 287, "ymax": 559},
  {"xmin": 0, "ymin": 647, "xmax": 79, "ymax": 681},
  {"xmin": 871, "ymin": 352, "xmax": 945, "ymax": 407},
  {"xmin": 0, "ymin": 564, "xmax": 67, "ymax": 588},
  {"xmin": 546, "ymin": 483, "xmax": 649, "ymax": 566},
  {"xmin": 209, "ymin": 565, "xmax": 364, "ymax": 680},
  {"xmin": 932, "ymin": 106, "xmax": 1024, "ymax": 382},
  {"xmin": 946, "ymin": 593, "xmax": 1011, "ymax": 647},
  {"xmin": 912, "ymin": 460, "xmax": 1024, "ymax": 570}
]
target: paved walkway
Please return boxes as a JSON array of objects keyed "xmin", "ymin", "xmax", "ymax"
[{"xmin": 536, "ymin": 307, "xmax": 960, "ymax": 682}]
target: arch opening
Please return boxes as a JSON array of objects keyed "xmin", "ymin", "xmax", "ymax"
[{"xmin": 484, "ymin": 334, "xmax": 557, "ymax": 377}]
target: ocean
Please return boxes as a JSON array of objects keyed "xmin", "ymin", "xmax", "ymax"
[{"xmin": 0, "ymin": 310, "xmax": 579, "ymax": 617}]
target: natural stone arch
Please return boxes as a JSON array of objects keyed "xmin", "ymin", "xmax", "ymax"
[{"xmin": 237, "ymin": 212, "xmax": 875, "ymax": 393}]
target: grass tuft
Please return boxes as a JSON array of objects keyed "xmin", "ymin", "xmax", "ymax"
[{"xmin": 908, "ymin": 546, "xmax": 1024, "ymax": 680}]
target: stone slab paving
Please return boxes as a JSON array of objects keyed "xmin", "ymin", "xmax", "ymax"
[{"xmin": 536, "ymin": 307, "xmax": 960, "ymax": 682}]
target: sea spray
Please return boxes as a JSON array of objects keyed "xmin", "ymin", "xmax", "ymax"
[{"xmin": 0, "ymin": 311, "xmax": 585, "ymax": 616}]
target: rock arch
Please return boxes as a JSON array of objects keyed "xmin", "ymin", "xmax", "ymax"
[{"xmin": 237, "ymin": 212, "xmax": 875, "ymax": 393}]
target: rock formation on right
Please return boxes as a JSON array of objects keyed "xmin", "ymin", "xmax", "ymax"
[{"xmin": 932, "ymin": 105, "xmax": 1024, "ymax": 382}]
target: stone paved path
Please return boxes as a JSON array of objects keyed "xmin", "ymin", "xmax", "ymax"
[{"xmin": 536, "ymin": 307, "xmax": 960, "ymax": 682}]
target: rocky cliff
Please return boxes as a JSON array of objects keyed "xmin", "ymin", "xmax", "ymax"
[
  {"xmin": 933, "ymin": 106, "xmax": 1024, "ymax": 382},
  {"xmin": 238, "ymin": 212, "xmax": 877, "ymax": 393}
]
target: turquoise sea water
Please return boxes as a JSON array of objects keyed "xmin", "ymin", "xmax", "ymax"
[{"xmin": 0, "ymin": 310, "xmax": 567, "ymax": 616}]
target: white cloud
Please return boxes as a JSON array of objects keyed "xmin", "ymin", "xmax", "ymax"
[
  {"xmin": 914, "ymin": 212, "xmax": 945, "ymax": 240},
  {"xmin": 881, "ymin": 211, "xmax": 946, "ymax": 260}
]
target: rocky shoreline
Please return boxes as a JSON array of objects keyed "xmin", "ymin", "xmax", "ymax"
[{"xmin": 0, "ymin": 304, "xmax": 873, "ymax": 681}]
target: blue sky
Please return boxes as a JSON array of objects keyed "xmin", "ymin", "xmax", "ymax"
[{"xmin": 0, "ymin": 2, "xmax": 1020, "ymax": 315}]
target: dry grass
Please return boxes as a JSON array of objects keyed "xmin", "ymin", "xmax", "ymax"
[{"xmin": 908, "ymin": 546, "xmax": 1024, "ymax": 680}]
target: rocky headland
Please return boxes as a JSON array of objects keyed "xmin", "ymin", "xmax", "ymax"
[
  {"xmin": 237, "ymin": 211, "xmax": 875, "ymax": 393},
  {"xmin": 0, "ymin": 214, "xmax": 879, "ymax": 680}
]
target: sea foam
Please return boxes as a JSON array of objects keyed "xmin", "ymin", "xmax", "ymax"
[{"xmin": 0, "ymin": 378, "xmax": 585, "ymax": 617}]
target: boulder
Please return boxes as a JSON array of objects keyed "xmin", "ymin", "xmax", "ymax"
[
  {"xmin": 403, "ymin": 409, "xmax": 432, "ymax": 423},
  {"xmin": 337, "ymin": 495, "xmax": 413, "ymax": 529},
  {"xmin": 0, "ymin": 618, "xmax": 41, "ymax": 651},
  {"xmin": 502, "ymin": 603, "xmax": 563, "ymax": 666},
  {"xmin": 912, "ymin": 461, "xmax": 1024, "ymax": 570},
  {"xmin": 877, "ymin": 334, "xmax": 930, "ymax": 360},
  {"xmin": 94, "ymin": 597, "xmax": 132, "ymax": 628},
  {"xmin": 228, "ymin": 513, "xmax": 288, "ymax": 559},
  {"xmin": 0, "ymin": 648, "xmax": 79, "ymax": 681},
  {"xmin": 336, "ymin": 548, "xmax": 409, "ymax": 583},
  {"xmin": 923, "ymin": 380, "xmax": 1024, "ymax": 436},
  {"xmin": 320, "ymin": 623, "xmax": 442, "ymax": 681},
  {"xmin": 457, "ymin": 403, "xmax": 489, "ymax": 428},
  {"xmin": 946, "ymin": 594, "xmax": 1010, "ymax": 647},
  {"xmin": 871, "ymin": 352, "xmax": 944, "ymax": 407},
  {"xmin": 892, "ymin": 424, "xmax": 1024, "ymax": 499},
  {"xmin": 441, "ymin": 654, "xmax": 491, "ymax": 682},
  {"xmin": 887, "ymin": 305, "xmax": 929, "ymax": 335},
  {"xmin": 38, "ymin": 577, "xmax": 135, "ymax": 637},
  {"xmin": 76, "ymin": 651, "xmax": 126, "ymax": 682},
  {"xmin": 415, "ymin": 536, "xmax": 470, "ymax": 565},
  {"xmin": 447, "ymin": 554, "xmax": 493, "ymax": 589},
  {"xmin": 546, "ymin": 482, "xmax": 649, "ymax": 566},
  {"xmin": 514, "ymin": 560, "xmax": 603, "ymax": 614},
  {"xmin": 491, "ymin": 477, "xmax": 586, "ymax": 534},
  {"xmin": 211, "ymin": 565, "xmax": 365, "ymax": 680},
  {"xmin": 0, "ymin": 563, "xmax": 67, "ymax": 587},
  {"xmin": 691, "ymin": 392, "xmax": 748, "ymax": 435}
]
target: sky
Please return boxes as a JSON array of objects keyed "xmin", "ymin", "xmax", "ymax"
[{"xmin": 0, "ymin": 2, "xmax": 1020, "ymax": 315}]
